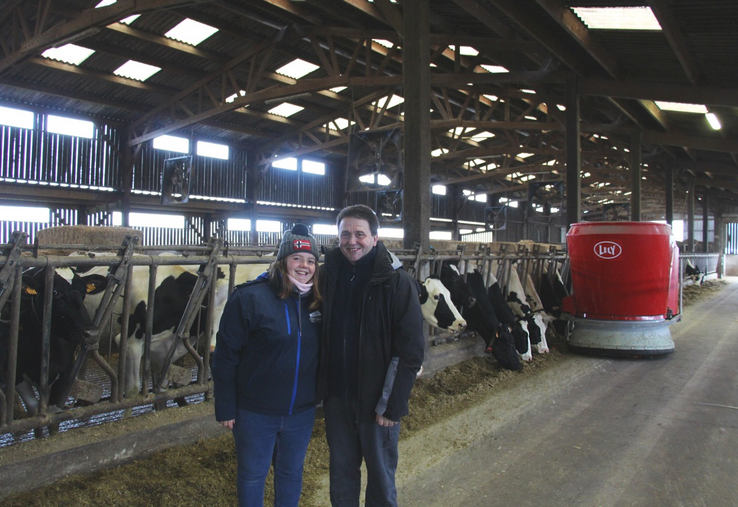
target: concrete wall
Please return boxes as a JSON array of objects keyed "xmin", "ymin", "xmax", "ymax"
[{"xmin": 725, "ymin": 255, "xmax": 738, "ymax": 276}]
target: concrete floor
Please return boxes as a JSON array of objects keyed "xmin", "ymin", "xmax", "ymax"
[{"xmin": 398, "ymin": 277, "xmax": 738, "ymax": 507}]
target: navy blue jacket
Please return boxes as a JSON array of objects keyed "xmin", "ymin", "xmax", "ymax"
[{"xmin": 213, "ymin": 273, "xmax": 321, "ymax": 421}]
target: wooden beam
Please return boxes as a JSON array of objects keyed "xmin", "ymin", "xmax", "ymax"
[{"xmin": 581, "ymin": 77, "xmax": 738, "ymax": 108}]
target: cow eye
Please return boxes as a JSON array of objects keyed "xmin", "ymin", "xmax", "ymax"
[{"xmin": 434, "ymin": 295, "xmax": 440, "ymax": 300}]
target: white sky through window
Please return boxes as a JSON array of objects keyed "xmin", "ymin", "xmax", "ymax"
[{"xmin": 0, "ymin": 106, "xmax": 34, "ymax": 129}]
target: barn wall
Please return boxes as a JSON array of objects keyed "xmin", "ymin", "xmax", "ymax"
[{"xmin": 0, "ymin": 120, "xmax": 121, "ymax": 189}]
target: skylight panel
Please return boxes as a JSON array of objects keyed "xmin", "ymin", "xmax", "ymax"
[
  {"xmin": 457, "ymin": 46, "xmax": 478, "ymax": 56},
  {"xmin": 655, "ymin": 101, "xmax": 708, "ymax": 114},
  {"xmin": 431, "ymin": 148, "xmax": 448, "ymax": 157},
  {"xmin": 47, "ymin": 115, "xmax": 94, "ymax": 139},
  {"xmin": 42, "ymin": 44, "xmax": 95, "ymax": 65},
  {"xmin": 95, "ymin": 0, "xmax": 116, "ymax": 7},
  {"xmin": 373, "ymin": 94, "xmax": 404, "ymax": 110},
  {"xmin": 470, "ymin": 131, "xmax": 495, "ymax": 142},
  {"xmin": 276, "ymin": 59, "xmax": 319, "ymax": 80},
  {"xmin": 267, "ymin": 103, "xmax": 304, "ymax": 117},
  {"xmin": 197, "ymin": 140, "xmax": 229, "ymax": 160},
  {"xmin": 226, "ymin": 90, "xmax": 246, "ymax": 103},
  {"xmin": 114, "ymin": 60, "xmax": 160, "ymax": 81},
  {"xmin": 165, "ymin": 19, "xmax": 218, "ymax": 46},
  {"xmin": 330, "ymin": 86, "xmax": 347, "ymax": 93},
  {"xmin": 480, "ymin": 64, "xmax": 508, "ymax": 73},
  {"xmin": 572, "ymin": 7, "xmax": 661, "ymax": 30},
  {"xmin": 120, "ymin": 14, "xmax": 139, "ymax": 25},
  {"xmin": 0, "ymin": 106, "xmax": 34, "ymax": 129},
  {"xmin": 325, "ymin": 118, "xmax": 352, "ymax": 131},
  {"xmin": 373, "ymin": 39, "xmax": 396, "ymax": 49}
]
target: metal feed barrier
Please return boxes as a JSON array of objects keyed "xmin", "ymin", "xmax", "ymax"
[{"xmin": 0, "ymin": 233, "xmax": 568, "ymax": 441}]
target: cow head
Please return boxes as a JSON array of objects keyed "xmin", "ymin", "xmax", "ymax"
[
  {"xmin": 21, "ymin": 267, "xmax": 93, "ymax": 347},
  {"xmin": 439, "ymin": 263, "xmax": 476, "ymax": 309},
  {"xmin": 419, "ymin": 276, "xmax": 466, "ymax": 332}
]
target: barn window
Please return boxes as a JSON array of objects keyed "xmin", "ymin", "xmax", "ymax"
[
  {"xmin": 0, "ymin": 106, "xmax": 34, "ymax": 129},
  {"xmin": 430, "ymin": 231, "xmax": 453, "ymax": 240},
  {"xmin": 153, "ymin": 135, "xmax": 189, "ymax": 153},
  {"xmin": 47, "ymin": 115, "xmax": 94, "ymax": 139},
  {"xmin": 257, "ymin": 220, "xmax": 281, "ymax": 232},
  {"xmin": 379, "ymin": 228, "xmax": 403, "ymax": 239},
  {"xmin": 228, "ymin": 218, "xmax": 251, "ymax": 231},
  {"xmin": 0, "ymin": 205, "xmax": 49, "ymax": 223},
  {"xmin": 313, "ymin": 223, "xmax": 336, "ymax": 236},
  {"xmin": 273, "ymin": 158, "xmax": 297, "ymax": 171},
  {"xmin": 113, "ymin": 212, "xmax": 184, "ymax": 228},
  {"xmin": 432, "ymin": 185, "xmax": 446, "ymax": 195},
  {"xmin": 302, "ymin": 160, "xmax": 325, "ymax": 175},
  {"xmin": 197, "ymin": 141, "xmax": 229, "ymax": 160}
]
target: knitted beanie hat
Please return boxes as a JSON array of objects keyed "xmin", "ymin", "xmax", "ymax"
[{"xmin": 277, "ymin": 224, "xmax": 319, "ymax": 261}]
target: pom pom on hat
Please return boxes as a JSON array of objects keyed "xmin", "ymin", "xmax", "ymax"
[{"xmin": 277, "ymin": 224, "xmax": 319, "ymax": 261}]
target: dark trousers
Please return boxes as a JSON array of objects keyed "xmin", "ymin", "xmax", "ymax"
[{"xmin": 323, "ymin": 396, "xmax": 400, "ymax": 507}]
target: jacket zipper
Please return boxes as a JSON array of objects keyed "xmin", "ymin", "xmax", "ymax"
[{"xmin": 286, "ymin": 298, "xmax": 302, "ymax": 415}]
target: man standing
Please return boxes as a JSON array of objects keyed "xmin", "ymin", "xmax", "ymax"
[{"xmin": 319, "ymin": 204, "xmax": 425, "ymax": 506}]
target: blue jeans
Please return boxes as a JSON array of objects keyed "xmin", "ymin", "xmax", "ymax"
[
  {"xmin": 323, "ymin": 396, "xmax": 400, "ymax": 507},
  {"xmin": 233, "ymin": 406, "xmax": 316, "ymax": 507}
]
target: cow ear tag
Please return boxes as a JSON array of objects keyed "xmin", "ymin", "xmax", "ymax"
[{"xmin": 23, "ymin": 285, "xmax": 37, "ymax": 296}]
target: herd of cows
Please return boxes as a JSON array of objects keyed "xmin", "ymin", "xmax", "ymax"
[{"xmin": 0, "ymin": 245, "xmax": 570, "ymax": 435}]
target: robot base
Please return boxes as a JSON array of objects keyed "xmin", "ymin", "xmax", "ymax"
[{"xmin": 568, "ymin": 318, "xmax": 675, "ymax": 358}]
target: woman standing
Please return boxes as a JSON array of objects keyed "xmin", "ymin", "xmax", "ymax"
[{"xmin": 213, "ymin": 224, "xmax": 322, "ymax": 507}]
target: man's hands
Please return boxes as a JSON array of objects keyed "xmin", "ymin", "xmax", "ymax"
[
  {"xmin": 219, "ymin": 419, "xmax": 235, "ymax": 430},
  {"xmin": 376, "ymin": 414, "xmax": 398, "ymax": 427}
]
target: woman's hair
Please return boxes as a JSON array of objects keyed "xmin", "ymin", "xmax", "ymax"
[{"xmin": 268, "ymin": 258, "xmax": 322, "ymax": 310}]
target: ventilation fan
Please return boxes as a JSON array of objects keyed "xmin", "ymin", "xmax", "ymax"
[
  {"xmin": 161, "ymin": 156, "xmax": 192, "ymax": 205},
  {"xmin": 485, "ymin": 205, "xmax": 507, "ymax": 231},
  {"xmin": 376, "ymin": 190, "xmax": 403, "ymax": 222},
  {"xmin": 346, "ymin": 129, "xmax": 403, "ymax": 192},
  {"xmin": 527, "ymin": 181, "xmax": 563, "ymax": 216}
]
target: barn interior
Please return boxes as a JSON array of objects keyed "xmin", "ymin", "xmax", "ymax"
[
  {"xmin": 0, "ymin": 0, "xmax": 737, "ymax": 500},
  {"xmin": 0, "ymin": 0, "xmax": 736, "ymax": 250}
]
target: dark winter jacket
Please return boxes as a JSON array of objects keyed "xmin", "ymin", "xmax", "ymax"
[
  {"xmin": 213, "ymin": 273, "xmax": 321, "ymax": 421},
  {"xmin": 317, "ymin": 241, "xmax": 425, "ymax": 423}
]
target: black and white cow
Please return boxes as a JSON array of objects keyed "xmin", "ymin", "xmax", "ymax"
[
  {"xmin": 0, "ymin": 267, "xmax": 94, "ymax": 415},
  {"xmin": 419, "ymin": 275, "xmax": 467, "ymax": 332},
  {"xmin": 685, "ymin": 259, "xmax": 705, "ymax": 284},
  {"xmin": 439, "ymin": 263, "xmax": 477, "ymax": 310},
  {"xmin": 112, "ymin": 261, "xmax": 272, "ymax": 396},
  {"xmin": 440, "ymin": 263, "xmax": 520, "ymax": 371}
]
